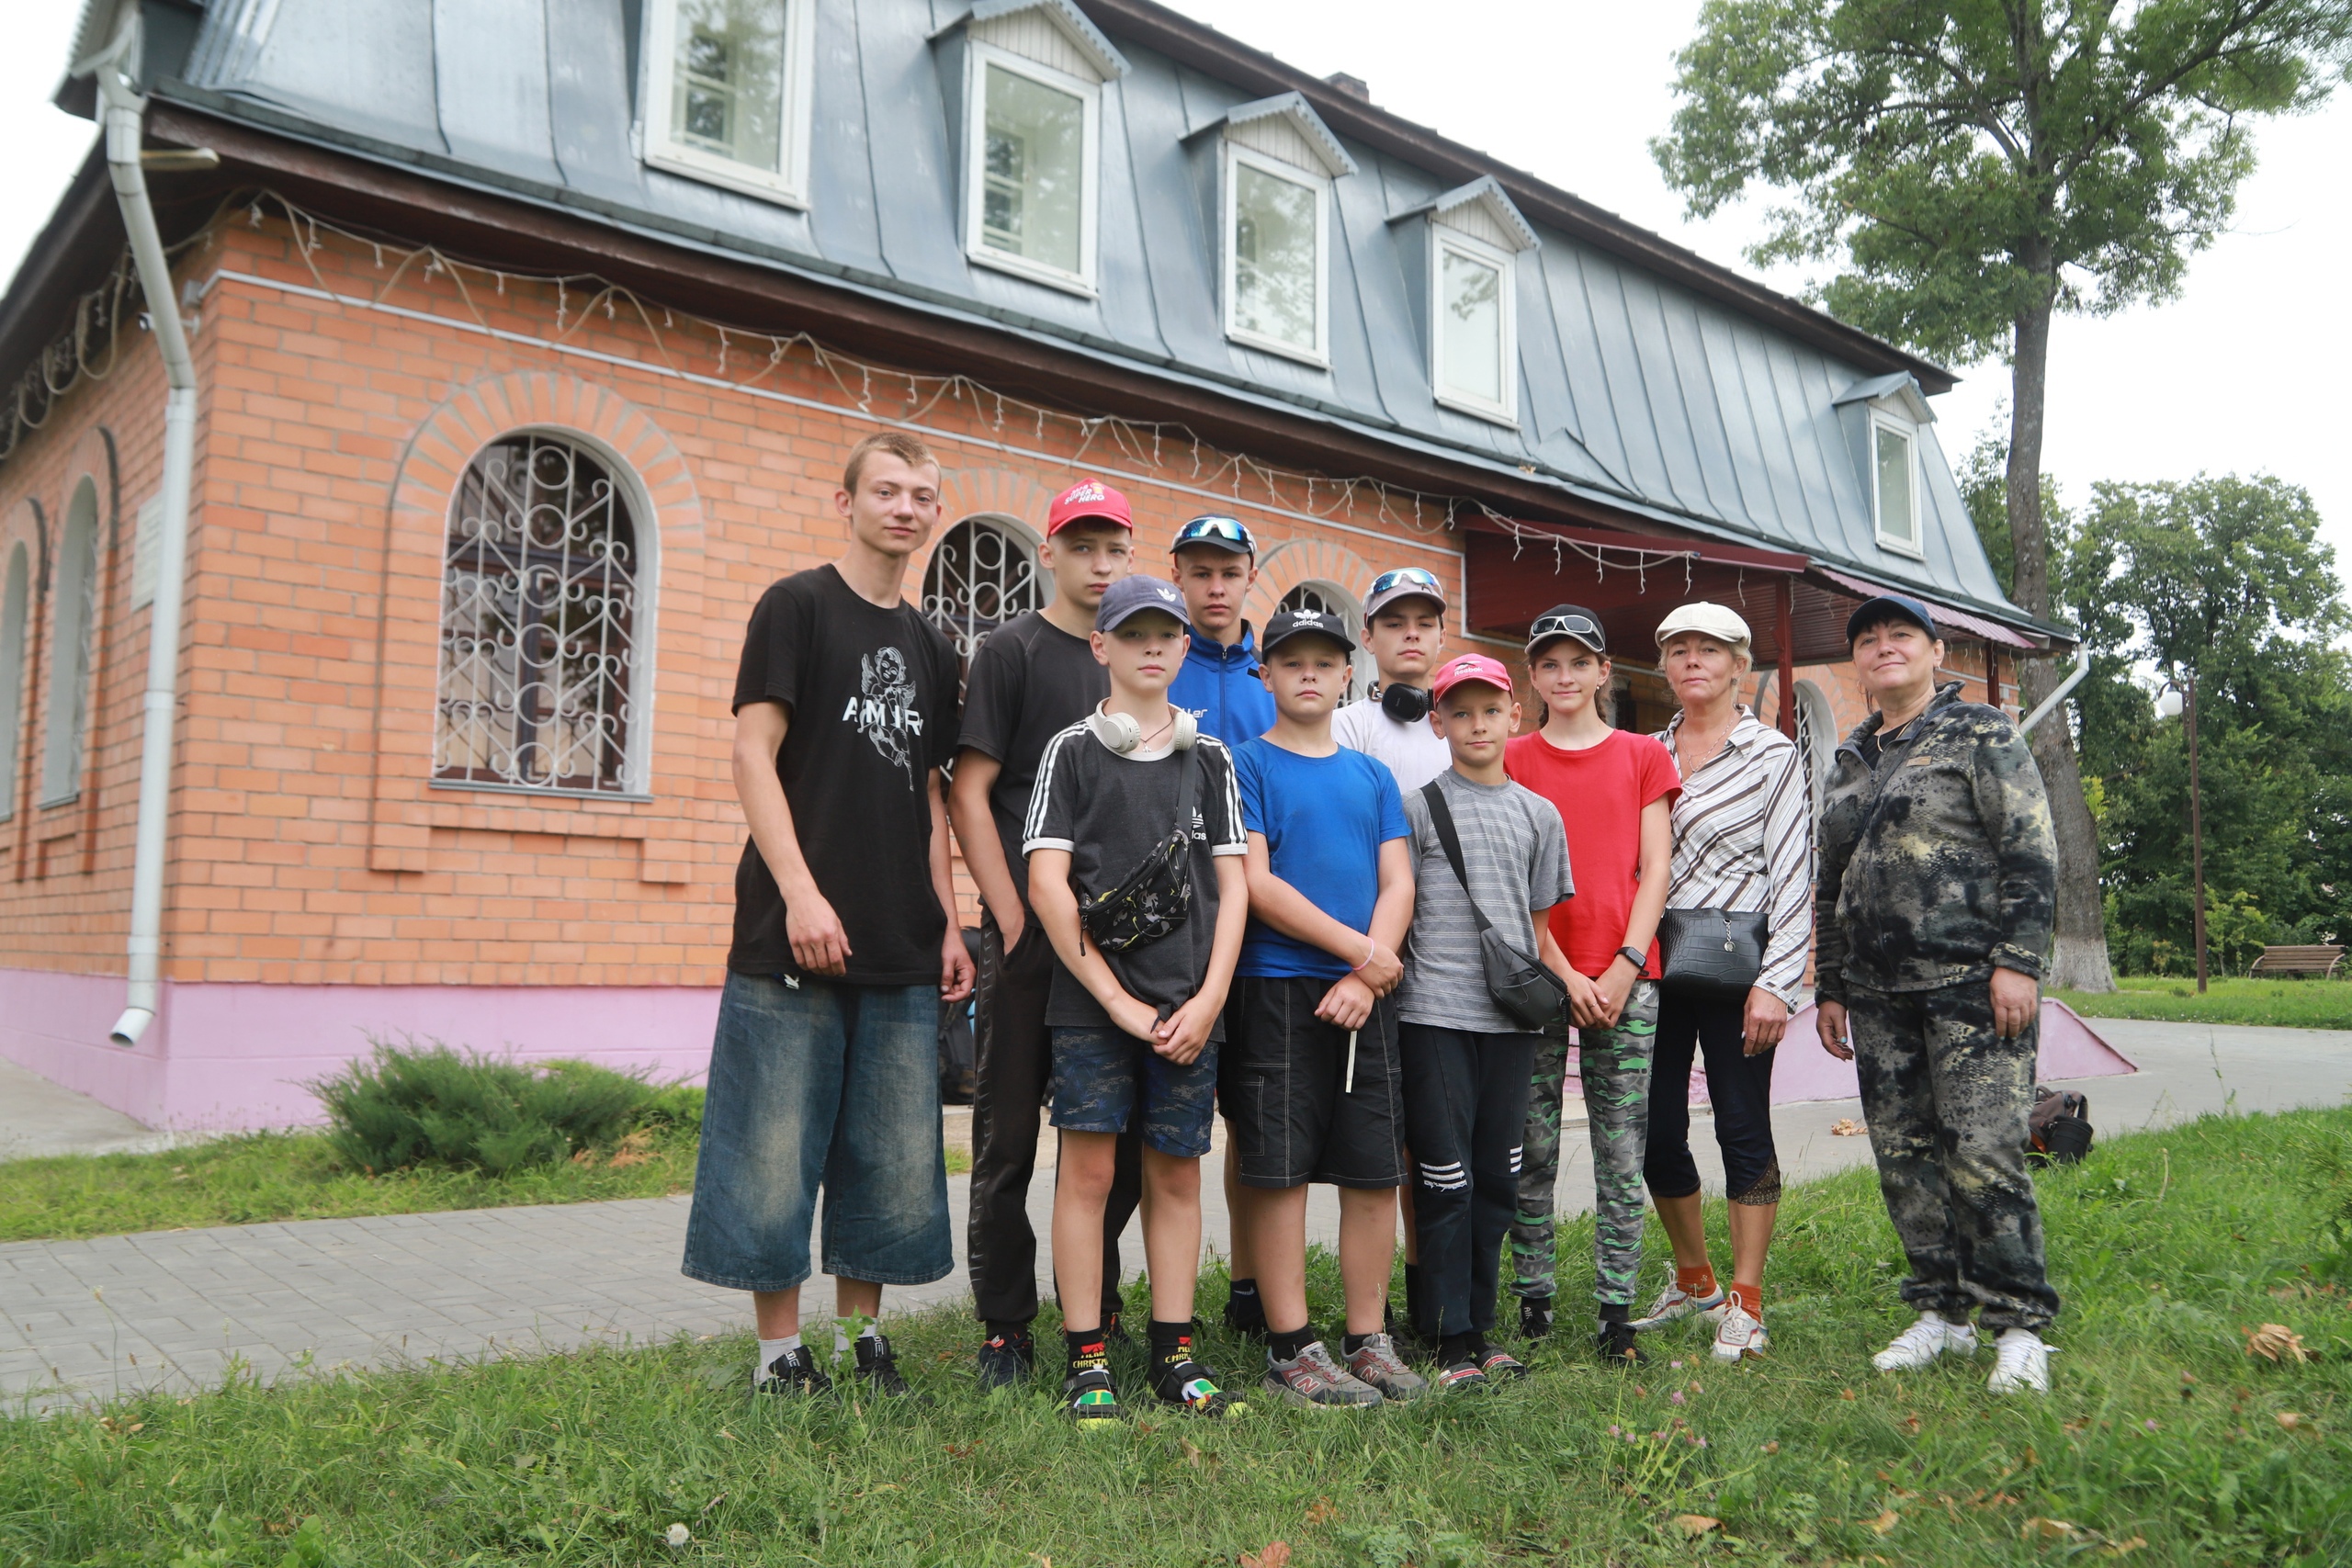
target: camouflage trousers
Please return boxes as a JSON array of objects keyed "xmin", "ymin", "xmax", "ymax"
[
  {"xmin": 1510, "ymin": 979, "xmax": 1658, "ymax": 1307},
  {"xmin": 1848, "ymin": 980, "xmax": 2060, "ymax": 1333}
]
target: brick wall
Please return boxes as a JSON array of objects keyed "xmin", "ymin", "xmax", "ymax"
[{"xmin": 0, "ymin": 213, "xmax": 1465, "ymax": 988}]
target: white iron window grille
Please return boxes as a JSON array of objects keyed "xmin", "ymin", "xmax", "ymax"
[
  {"xmin": 435, "ymin": 436, "xmax": 640, "ymax": 795},
  {"xmin": 1275, "ymin": 580, "xmax": 1370, "ymax": 705},
  {"xmin": 924, "ymin": 516, "xmax": 1040, "ymax": 664}
]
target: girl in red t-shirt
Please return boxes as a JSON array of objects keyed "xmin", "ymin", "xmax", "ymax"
[{"xmin": 1501, "ymin": 605, "xmax": 1679, "ymax": 1364}]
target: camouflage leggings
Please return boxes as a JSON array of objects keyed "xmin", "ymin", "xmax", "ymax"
[{"xmin": 1510, "ymin": 979, "xmax": 1658, "ymax": 1306}]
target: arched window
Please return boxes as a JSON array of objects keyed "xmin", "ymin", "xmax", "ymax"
[
  {"xmin": 923, "ymin": 514, "xmax": 1041, "ymax": 663},
  {"xmin": 41, "ymin": 479, "xmax": 99, "ymax": 807},
  {"xmin": 0, "ymin": 542, "xmax": 27, "ymax": 821},
  {"xmin": 1792, "ymin": 678, "xmax": 1837, "ymax": 814},
  {"xmin": 435, "ymin": 434, "xmax": 644, "ymax": 795},
  {"xmin": 1275, "ymin": 579, "xmax": 1372, "ymax": 704}
]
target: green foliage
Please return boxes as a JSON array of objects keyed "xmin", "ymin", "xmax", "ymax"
[
  {"xmin": 2056, "ymin": 475, "xmax": 2352, "ymax": 968},
  {"xmin": 7, "ymin": 1109, "xmax": 2351, "ymax": 1566},
  {"xmin": 310, "ymin": 1042, "xmax": 662, "ymax": 1176},
  {"xmin": 1655, "ymin": 0, "xmax": 2352, "ymax": 364},
  {"xmin": 2305, "ymin": 1121, "xmax": 2352, "ymax": 1279}
]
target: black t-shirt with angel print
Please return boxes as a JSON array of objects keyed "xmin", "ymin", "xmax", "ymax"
[{"xmin": 728, "ymin": 565, "xmax": 961, "ymax": 985}]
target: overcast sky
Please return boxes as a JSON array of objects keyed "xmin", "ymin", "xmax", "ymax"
[{"xmin": 5, "ymin": 1, "xmax": 2345, "ymax": 584}]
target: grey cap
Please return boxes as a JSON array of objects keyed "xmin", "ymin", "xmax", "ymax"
[{"xmin": 1094, "ymin": 574, "xmax": 1193, "ymax": 632}]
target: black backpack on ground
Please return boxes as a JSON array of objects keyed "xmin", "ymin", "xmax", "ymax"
[{"xmin": 2026, "ymin": 1086, "xmax": 2092, "ymax": 1165}]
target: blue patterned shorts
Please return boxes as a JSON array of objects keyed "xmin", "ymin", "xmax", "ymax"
[{"xmin": 1049, "ymin": 1027, "xmax": 1219, "ymax": 1157}]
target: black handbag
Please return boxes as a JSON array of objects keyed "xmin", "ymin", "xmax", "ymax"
[
  {"xmin": 1420, "ymin": 782, "xmax": 1568, "ymax": 1031},
  {"xmin": 1657, "ymin": 907, "xmax": 1770, "ymax": 998},
  {"xmin": 1077, "ymin": 744, "xmax": 1200, "ymax": 954}
]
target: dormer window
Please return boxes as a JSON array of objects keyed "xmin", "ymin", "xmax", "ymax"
[
  {"xmin": 1872, "ymin": 417, "xmax": 1920, "ymax": 554},
  {"xmin": 1397, "ymin": 177, "xmax": 1540, "ymax": 426},
  {"xmin": 641, "ymin": 0, "xmax": 816, "ymax": 208},
  {"xmin": 1212, "ymin": 94, "xmax": 1356, "ymax": 366},
  {"xmin": 946, "ymin": 1, "xmax": 1130, "ymax": 296}
]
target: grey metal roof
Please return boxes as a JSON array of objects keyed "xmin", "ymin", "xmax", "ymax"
[{"xmin": 53, "ymin": 0, "xmax": 2030, "ymax": 627}]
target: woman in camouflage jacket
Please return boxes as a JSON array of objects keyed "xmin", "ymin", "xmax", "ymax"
[{"xmin": 1814, "ymin": 593, "xmax": 2061, "ymax": 1395}]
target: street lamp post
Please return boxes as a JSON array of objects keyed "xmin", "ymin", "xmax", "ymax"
[{"xmin": 2154, "ymin": 674, "xmax": 2209, "ymax": 992}]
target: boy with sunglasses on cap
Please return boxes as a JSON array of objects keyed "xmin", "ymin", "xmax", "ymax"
[
  {"xmin": 1503, "ymin": 606, "xmax": 1679, "ymax": 1364},
  {"xmin": 1167, "ymin": 513, "xmax": 1274, "ymax": 747},
  {"xmin": 1332, "ymin": 567, "xmax": 1453, "ymax": 794},
  {"xmin": 1226, "ymin": 608, "xmax": 1426, "ymax": 1406},
  {"xmin": 1397, "ymin": 654, "xmax": 1577, "ymax": 1389},
  {"xmin": 950, "ymin": 478, "xmax": 1146, "ymax": 1390},
  {"xmin": 1024, "ymin": 574, "xmax": 1251, "ymax": 1424}
]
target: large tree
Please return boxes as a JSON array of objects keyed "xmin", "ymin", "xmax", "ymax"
[{"xmin": 1654, "ymin": 0, "xmax": 2352, "ymax": 990}]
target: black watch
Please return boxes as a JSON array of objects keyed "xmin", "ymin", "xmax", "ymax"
[{"xmin": 1616, "ymin": 946, "xmax": 1649, "ymax": 975}]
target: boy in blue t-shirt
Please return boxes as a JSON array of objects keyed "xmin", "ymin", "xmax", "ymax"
[{"xmin": 1226, "ymin": 610, "xmax": 1426, "ymax": 1407}]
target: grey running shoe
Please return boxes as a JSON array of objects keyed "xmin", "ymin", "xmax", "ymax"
[
  {"xmin": 1630, "ymin": 1278, "xmax": 1727, "ymax": 1332},
  {"xmin": 1261, "ymin": 1340, "xmax": 1383, "ymax": 1408},
  {"xmin": 1345, "ymin": 1333, "xmax": 1429, "ymax": 1402}
]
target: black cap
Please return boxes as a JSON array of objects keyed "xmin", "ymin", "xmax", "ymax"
[
  {"xmin": 1526, "ymin": 604, "xmax": 1607, "ymax": 658},
  {"xmin": 1260, "ymin": 608, "xmax": 1357, "ymax": 657},
  {"xmin": 1844, "ymin": 592, "xmax": 1938, "ymax": 645}
]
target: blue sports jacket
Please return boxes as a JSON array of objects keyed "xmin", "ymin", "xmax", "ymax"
[{"xmin": 1170, "ymin": 624, "xmax": 1274, "ymax": 747}]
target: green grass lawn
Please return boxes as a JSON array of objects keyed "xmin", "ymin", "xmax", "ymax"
[
  {"xmin": 0, "ymin": 1124, "xmax": 974, "ymax": 1244},
  {"xmin": 2056, "ymin": 976, "xmax": 2352, "ymax": 1031},
  {"xmin": 7, "ymin": 1111, "xmax": 2349, "ymax": 1566}
]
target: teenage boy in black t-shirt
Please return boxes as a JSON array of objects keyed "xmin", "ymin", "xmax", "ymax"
[
  {"xmin": 1025, "ymin": 575, "xmax": 1251, "ymax": 1424},
  {"xmin": 683, "ymin": 430, "xmax": 974, "ymax": 1401},
  {"xmin": 949, "ymin": 478, "xmax": 1147, "ymax": 1389}
]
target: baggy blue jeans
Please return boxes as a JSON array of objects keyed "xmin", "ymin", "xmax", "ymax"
[{"xmin": 682, "ymin": 970, "xmax": 953, "ymax": 1292}]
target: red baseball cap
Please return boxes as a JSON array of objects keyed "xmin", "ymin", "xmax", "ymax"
[
  {"xmin": 1046, "ymin": 477, "xmax": 1133, "ymax": 535},
  {"xmin": 1430, "ymin": 652, "xmax": 1514, "ymax": 702}
]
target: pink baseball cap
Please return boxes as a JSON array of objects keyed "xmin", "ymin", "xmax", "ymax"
[
  {"xmin": 1046, "ymin": 477, "xmax": 1134, "ymax": 535},
  {"xmin": 1430, "ymin": 652, "xmax": 1513, "ymax": 701}
]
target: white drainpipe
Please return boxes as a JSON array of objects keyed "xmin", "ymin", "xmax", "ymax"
[
  {"xmin": 2018, "ymin": 646, "xmax": 2092, "ymax": 738},
  {"xmin": 89, "ymin": 16, "xmax": 201, "ymax": 1048}
]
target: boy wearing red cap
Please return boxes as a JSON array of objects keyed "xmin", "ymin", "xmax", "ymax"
[{"xmin": 1396, "ymin": 654, "xmax": 1577, "ymax": 1390}]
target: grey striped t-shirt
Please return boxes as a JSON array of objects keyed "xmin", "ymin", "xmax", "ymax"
[{"xmin": 1397, "ymin": 769, "xmax": 1575, "ymax": 1033}]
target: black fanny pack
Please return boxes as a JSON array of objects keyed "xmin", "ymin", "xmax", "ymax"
[
  {"xmin": 1420, "ymin": 782, "xmax": 1568, "ymax": 1031},
  {"xmin": 1078, "ymin": 744, "xmax": 1200, "ymax": 954},
  {"xmin": 1657, "ymin": 907, "xmax": 1770, "ymax": 998}
]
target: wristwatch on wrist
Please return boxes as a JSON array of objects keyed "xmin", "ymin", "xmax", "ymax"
[{"xmin": 1617, "ymin": 946, "xmax": 1649, "ymax": 975}]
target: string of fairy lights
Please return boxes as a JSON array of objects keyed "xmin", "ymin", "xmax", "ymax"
[{"xmin": 3, "ymin": 186, "xmax": 1698, "ymax": 594}]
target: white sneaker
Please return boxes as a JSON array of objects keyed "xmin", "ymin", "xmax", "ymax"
[
  {"xmin": 1710, "ymin": 1303, "xmax": 1769, "ymax": 1362},
  {"xmin": 1986, "ymin": 1328, "xmax": 2051, "ymax": 1393},
  {"xmin": 1631, "ymin": 1278, "xmax": 1728, "ymax": 1332},
  {"xmin": 1872, "ymin": 1312, "xmax": 1978, "ymax": 1371}
]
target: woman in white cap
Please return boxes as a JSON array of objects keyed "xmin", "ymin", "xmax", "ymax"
[{"xmin": 1634, "ymin": 602, "xmax": 1813, "ymax": 1364}]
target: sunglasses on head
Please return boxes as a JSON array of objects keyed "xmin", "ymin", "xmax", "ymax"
[
  {"xmin": 1530, "ymin": 612, "xmax": 1602, "ymax": 642},
  {"xmin": 1370, "ymin": 567, "xmax": 1443, "ymax": 596},
  {"xmin": 1172, "ymin": 514, "xmax": 1255, "ymax": 550}
]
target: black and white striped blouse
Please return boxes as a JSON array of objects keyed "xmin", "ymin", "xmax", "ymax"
[{"xmin": 1655, "ymin": 706, "xmax": 1815, "ymax": 1005}]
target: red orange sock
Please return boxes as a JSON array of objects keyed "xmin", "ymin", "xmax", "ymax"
[
  {"xmin": 1676, "ymin": 1264, "xmax": 1718, "ymax": 1298},
  {"xmin": 1727, "ymin": 1281, "xmax": 1764, "ymax": 1318}
]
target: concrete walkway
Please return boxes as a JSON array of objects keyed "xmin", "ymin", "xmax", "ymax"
[{"xmin": 5, "ymin": 1017, "xmax": 2346, "ymax": 1413}]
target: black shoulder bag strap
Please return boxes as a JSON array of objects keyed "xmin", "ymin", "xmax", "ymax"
[{"xmin": 1420, "ymin": 779, "xmax": 1494, "ymax": 936}]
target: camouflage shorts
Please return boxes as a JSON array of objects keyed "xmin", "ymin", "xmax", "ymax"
[{"xmin": 1048, "ymin": 1026, "xmax": 1218, "ymax": 1157}]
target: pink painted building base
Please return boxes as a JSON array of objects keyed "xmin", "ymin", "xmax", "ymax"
[{"xmin": 0, "ymin": 967, "xmax": 720, "ymax": 1131}]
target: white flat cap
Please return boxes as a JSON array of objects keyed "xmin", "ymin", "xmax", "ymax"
[{"xmin": 1654, "ymin": 601, "xmax": 1753, "ymax": 650}]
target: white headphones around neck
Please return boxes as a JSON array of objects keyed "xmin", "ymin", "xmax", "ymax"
[{"xmin": 1089, "ymin": 705, "xmax": 1199, "ymax": 754}]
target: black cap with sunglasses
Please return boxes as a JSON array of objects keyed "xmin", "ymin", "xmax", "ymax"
[
  {"xmin": 1526, "ymin": 604, "xmax": 1608, "ymax": 659},
  {"xmin": 1170, "ymin": 513, "xmax": 1257, "ymax": 556}
]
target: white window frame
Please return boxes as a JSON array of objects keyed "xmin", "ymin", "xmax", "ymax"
[
  {"xmin": 963, "ymin": 40, "xmax": 1102, "ymax": 298},
  {"xmin": 640, "ymin": 0, "xmax": 818, "ymax": 209},
  {"xmin": 1222, "ymin": 142, "xmax": 1330, "ymax": 367},
  {"xmin": 1871, "ymin": 413, "xmax": 1924, "ymax": 558},
  {"xmin": 1430, "ymin": 224, "xmax": 1519, "ymax": 426}
]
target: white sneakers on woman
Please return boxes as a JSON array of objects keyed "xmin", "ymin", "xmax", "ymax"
[
  {"xmin": 1986, "ymin": 1328, "xmax": 2052, "ymax": 1393},
  {"xmin": 1871, "ymin": 1311, "xmax": 1977, "ymax": 1371},
  {"xmin": 1710, "ymin": 1302, "xmax": 1769, "ymax": 1362},
  {"xmin": 1631, "ymin": 1278, "xmax": 1728, "ymax": 1332},
  {"xmin": 1871, "ymin": 1312, "xmax": 2049, "ymax": 1393}
]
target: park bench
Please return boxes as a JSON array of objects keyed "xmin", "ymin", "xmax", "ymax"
[{"xmin": 2248, "ymin": 944, "xmax": 2347, "ymax": 980}]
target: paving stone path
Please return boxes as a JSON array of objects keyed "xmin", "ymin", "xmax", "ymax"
[{"xmin": 6, "ymin": 1017, "xmax": 2345, "ymax": 1415}]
